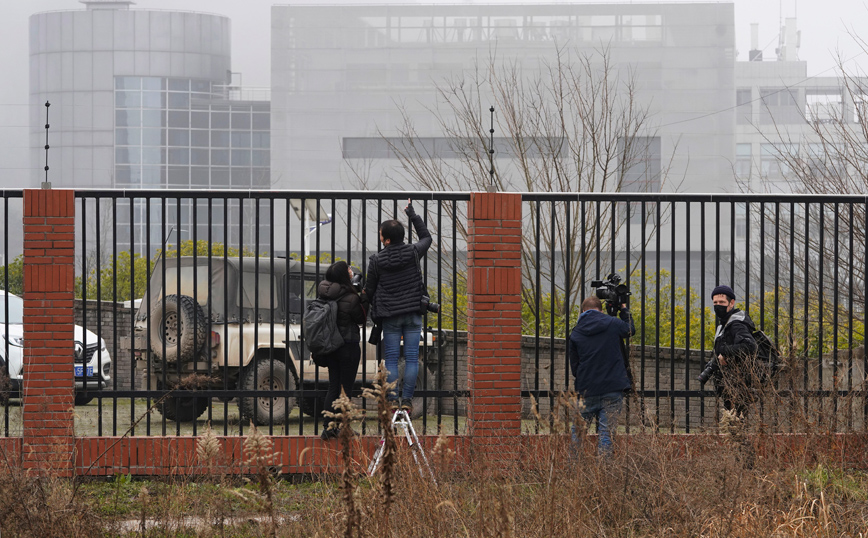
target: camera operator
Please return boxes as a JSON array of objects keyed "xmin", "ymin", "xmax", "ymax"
[
  {"xmin": 709, "ymin": 285, "xmax": 757, "ymax": 416},
  {"xmin": 569, "ymin": 295, "xmax": 635, "ymax": 456},
  {"xmin": 361, "ymin": 199, "xmax": 432, "ymax": 415}
]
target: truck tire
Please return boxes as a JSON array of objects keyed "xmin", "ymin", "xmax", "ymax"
[
  {"xmin": 150, "ymin": 294, "xmax": 207, "ymax": 364},
  {"xmin": 159, "ymin": 395, "xmax": 209, "ymax": 422},
  {"xmin": 300, "ymin": 396, "xmax": 325, "ymax": 417},
  {"xmin": 239, "ymin": 357, "xmax": 295, "ymax": 426}
]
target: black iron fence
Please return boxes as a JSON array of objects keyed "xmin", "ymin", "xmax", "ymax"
[{"xmin": 2, "ymin": 190, "xmax": 867, "ymax": 437}]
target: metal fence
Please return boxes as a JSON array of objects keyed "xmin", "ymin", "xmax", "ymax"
[{"xmin": 2, "ymin": 190, "xmax": 867, "ymax": 437}]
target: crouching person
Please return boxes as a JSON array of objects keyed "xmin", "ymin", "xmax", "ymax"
[{"xmin": 569, "ymin": 296, "xmax": 635, "ymax": 456}]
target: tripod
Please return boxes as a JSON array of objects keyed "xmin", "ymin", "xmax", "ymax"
[{"xmin": 368, "ymin": 409, "xmax": 435, "ymax": 482}]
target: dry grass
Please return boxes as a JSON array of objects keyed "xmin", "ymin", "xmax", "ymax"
[{"xmin": 2, "ymin": 379, "xmax": 868, "ymax": 537}]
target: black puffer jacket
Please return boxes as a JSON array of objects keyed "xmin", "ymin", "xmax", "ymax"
[
  {"xmin": 363, "ymin": 211, "xmax": 432, "ymax": 320},
  {"xmin": 316, "ymin": 281, "xmax": 366, "ymax": 343}
]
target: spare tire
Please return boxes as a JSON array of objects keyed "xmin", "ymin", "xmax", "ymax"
[{"xmin": 150, "ymin": 294, "xmax": 207, "ymax": 364}]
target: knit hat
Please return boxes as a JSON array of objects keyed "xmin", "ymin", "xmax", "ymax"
[{"xmin": 711, "ymin": 285, "xmax": 735, "ymax": 301}]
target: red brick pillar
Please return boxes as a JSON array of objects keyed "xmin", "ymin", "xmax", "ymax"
[
  {"xmin": 22, "ymin": 189, "xmax": 76, "ymax": 476},
  {"xmin": 466, "ymin": 192, "xmax": 522, "ymax": 462}
]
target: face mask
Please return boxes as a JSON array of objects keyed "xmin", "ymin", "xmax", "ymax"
[{"xmin": 713, "ymin": 305, "xmax": 729, "ymax": 319}]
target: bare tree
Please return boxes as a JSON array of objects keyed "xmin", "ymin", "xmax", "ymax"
[{"xmin": 355, "ymin": 45, "xmax": 677, "ymax": 329}]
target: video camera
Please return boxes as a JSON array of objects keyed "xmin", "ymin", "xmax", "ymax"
[
  {"xmin": 696, "ymin": 357, "xmax": 719, "ymax": 385},
  {"xmin": 591, "ymin": 273, "xmax": 631, "ymax": 316}
]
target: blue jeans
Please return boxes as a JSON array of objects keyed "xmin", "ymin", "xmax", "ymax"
[
  {"xmin": 382, "ymin": 313, "xmax": 423, "ymax": 400},
  {"xmin": 572, "ymin": 391, "xmax": 624, "ymax": 456}
]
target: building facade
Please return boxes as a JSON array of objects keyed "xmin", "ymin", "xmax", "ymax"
[{"xmin": 30, "ymin": 0, "xmax": 269, "ymax": 253}]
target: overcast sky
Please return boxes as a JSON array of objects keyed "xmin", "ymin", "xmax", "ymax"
[{"xmin": 0, "ymin": 0, "xmax": 865, "ymax": 176}]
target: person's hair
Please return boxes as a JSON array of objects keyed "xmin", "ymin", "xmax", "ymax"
[
  {"xmin": 379, "ymin": 219, "xmax": 405, "ymax": 244},
  {"xmin": 325, "ymin": 260, "xmax": 352, "ymax": 287},
  {"xmin": 582, "ymin": 296, "xmax": 603, "ymax": 312}
]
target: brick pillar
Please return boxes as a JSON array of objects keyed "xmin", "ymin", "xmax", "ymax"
[
  {"xmin": 466, "ymin": 192, "xmax": 522, "ymax": 462},
  {"xmin": 22, "ymin": 189, "xmax": 76, "ymax": 476}
]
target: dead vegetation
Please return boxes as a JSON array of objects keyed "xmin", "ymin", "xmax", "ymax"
[{"xmin": 1, "ymin": 377, "xmax": 868, "ymax": 537}]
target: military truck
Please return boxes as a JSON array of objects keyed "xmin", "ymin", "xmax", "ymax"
[{"xmin": 133, "ymin": 256, "xmax": 438, "ymax": 424}]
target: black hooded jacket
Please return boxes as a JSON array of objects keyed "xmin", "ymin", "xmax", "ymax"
[
  {"xmin": 316, "ymin": 281, "xmax": 366, "ymax": 343},
  {"xmin": 568, "ymin": 308, "xmax": 636, "ymax": 397},
  {"xmin": 363, "ymin": 211, "xmax": 432, "ymax": 320},
  {"xmin": 713, "ymin": 308, "xmax": 758, "ymax": 364}
]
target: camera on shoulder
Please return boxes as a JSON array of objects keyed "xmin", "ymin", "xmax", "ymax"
[{"xmin": 590, "ymin": 273, "xmax": 631, "ymax": 316}]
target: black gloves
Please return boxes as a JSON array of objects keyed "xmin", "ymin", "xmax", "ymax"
[{"xmin": 404, "ymin": 202, "xmax": 416, "ymax": 218}]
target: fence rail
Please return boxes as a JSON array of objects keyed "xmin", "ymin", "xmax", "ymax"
[{"xmin": 1, "ymin": 189, "xmax": 866, "ymax": 438}]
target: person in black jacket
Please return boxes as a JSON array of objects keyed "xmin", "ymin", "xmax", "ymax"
[
  {"xmin": 317, "ymin": 261, "xmax": 367, "ymax": 441},
  {"xmin": 569, "ymin": 295, "xmax": 635, "ymax": 456},
  {"xmin": 361, "ymin": 200, "xmax": 432, "ymax": 414},
  {"xmin": 711, "ymin": 285, "xmax": 758, "ymax": 416}
]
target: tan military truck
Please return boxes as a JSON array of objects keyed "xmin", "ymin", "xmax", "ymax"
[{"xmin": 133, "ymin": 256, "xmax": 438, "ymax": 424}]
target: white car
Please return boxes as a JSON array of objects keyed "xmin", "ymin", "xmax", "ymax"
[{"xmin": 0, "ymin": 290, "xmax": 112, "ymax": 405}]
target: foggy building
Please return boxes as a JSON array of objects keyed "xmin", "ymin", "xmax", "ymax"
[
  {"xmin": 29, "ymin": 0, "xmax": 270, "ymax": 253},
  {"xmin": 271, "ymin": 3, "xmax": 737, "ymax": 193}
]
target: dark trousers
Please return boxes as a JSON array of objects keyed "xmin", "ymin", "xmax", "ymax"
[{"xmin": 324, "ymin": 342, "xmax": 361, "ymax": 417}]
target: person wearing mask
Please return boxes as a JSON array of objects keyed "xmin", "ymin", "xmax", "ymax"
[{"xmin": 710, "ymin": 285, "xmax": 758, "ymax": 416}]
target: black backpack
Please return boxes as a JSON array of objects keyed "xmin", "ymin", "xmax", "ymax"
[
  {"xmin": 752, "ymin": 328, "xmax": 783, "ymax": 383},
  {"xmin": 303, "ymin": 298, "xmax": 345, "ymax": 363}
]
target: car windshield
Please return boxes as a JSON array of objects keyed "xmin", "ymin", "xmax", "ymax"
[{"xmin": 0, "ymin": 294, "xmax": 24, "ymax": 324}]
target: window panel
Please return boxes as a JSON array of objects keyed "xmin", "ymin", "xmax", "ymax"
[
  {"xmin": 211, "ymin": 149, "xmax": 230, "ymax": 166},
  {"xmin": 142, "ymin": 128, "xmax": 164, "ymax": 146},
  {"xmin": 168, "ymin": 78, "xmax": 189, "ymax": 91},
  {"xmin": 252, "ymin": 114, "xmax": 270, "ymax": 129},
  {"xmin": 231, "ymin": 149, "xmax": 251, "ymax": 166},
  {"xmin": 142, "ymin": 110, "xmax": 164, "ymax": 127},
  {"xmin": 190, "ymin": 130, "xmax": 209, "ymax": 147},
  {"xmin": 252, "ymin": 132, "xmax": 269, "ymax": 148},
  {"xmin": 191, "ymin": 111, "xmax": 209, "ymax": 129},
  {"xmin": 116, "ymin": 128, "xmax": 141, "ymax": 146},
  {"xmin": 211, "ymin": 112, "xmax": 229, "ymax": 128},
  {"xmin": 168, "ymin": 148, "xmax": 189, "ymax": 165},
  {"xmin": 115, "ymin": 91, "xmax": 141, "ymax": 108},
  {"xmin": 211, "ymin": 131, "xmax": 230, "ymax": 147},
  {"xmin": 231, "ymin": 113, "xmax": 251, "ymax": 129},
  {"xmin": 116, "ymin": 147, "xmax": 141, "ymax": 164},
  {"xmin": 115, "ymin": 77, "xmax": 141, "ymax": 90},
  {"xmin": 168, "ymin": 110, "xmax": 189, "ymax": 128},
  {"xmin": 168, "ymin": 92, "xmax": 190, "ymax": 109},
  {"xmin": 142, "ymin": 147, "xmax": 163, "ymax": 165},
  {"xmin": 252, "ymin": 150, "xmax": 269, "ymax": 167},
  {"xmin": 168, "ymin": 129, "xmax": 189, "ymax": 146},
  {"xmin": 142, "ymin": 166, "xmax": 161, "ymax": 185},
  {"xmin": 142, "ymin": 91, "xmax": 164, "ymax": 108},
  {"xmin": 231, "ymin": 132, "xmax": 251, "ymax": 147},
  {"xmin": 116, "ymin": 109, "xmax": 141, "ymax": 127},
  {"xmin": 191, "ymin": 148, "xmax": 209, "ymax": 165}
]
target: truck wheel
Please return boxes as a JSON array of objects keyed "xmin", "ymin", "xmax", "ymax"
[
  {"xmin": 150, "ymin": 294, "xmax": 207, "ymax": 364},
  {"xmin": 301, "ymin": 396, "xmax": 325, "ymax": 417},
  {"xmin": 159, "ymin": 395, "xmax": 209, "ymax": 422},
  {"xmin": 74, "ymin": 393, "xmax": 94, "ymax": 406},
  {"xmin": 239, "ymin": 358, "xmax": 295, "ymax": 426}
]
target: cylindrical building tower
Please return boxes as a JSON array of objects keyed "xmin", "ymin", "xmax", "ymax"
[{"xmin": 29, "ymin": 0, "xmax": 231, "ymax": 188}]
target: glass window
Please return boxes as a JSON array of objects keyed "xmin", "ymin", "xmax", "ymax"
[
  {"xmin": 252, "ymin": 132, "xmax": 269, "ymax": 148},
  {"xmin": 168, "ymin": 148, "xmax": 189, "ymax": 165},
  {"xmin": 142, "ymin": 128, "xmax": 163, "ymax": 146},
  {"xmin": 142, "ymin": 147, "xmax": 163, "ymax": 164},
  {"xmin": 191, "ymin": 80, "xmax": 211, "ymax": 93},
  {"xmin": 116, "ymin": 128, "xmax": 141, "ymax": 145},
  {"xmin": 231, "ymin": 132, "xmax": 251, "ymax": 147},
  {"xmin": 736, "ymin": 89, "xmax": 752, "ymax": 125},
  {"xmin": 115, "ymin": 77, "xmax": 140, "ymax": 90},
  {"xmin": 191, "ymin": 111, "xmax": 208, "ymax": 129},
  {"xmin": 735, "ymin": 143, "xmax": 751, "ymax": 179},
  {"xmin": 116, "ymin": 91, "xmax": 141, "ymax": 108},
  {"xmin": 142, "ymin": 77, "xmax": 163, "ymax": 90},
  {"xmin": 116, "ymin": 110, "xmax": 141, "ymax": 127},
  {"xmin": 142, "ymin": 91, "xmax": 164, "ymax": 108},
  {"xmin": 168, "ymin": 129, "xmax": 189, "ymax": 146},
  {"xmin": 252, "ymin": 150, "xmax": 269, "ymax": 167},
  {"xmin": 211, "ymin": 149, "xmax": 230, "ymax": 166},
  {"xmin": 252, "ymin": 114, "xmax": 270, "ymax": 130},
  {"xmin": 116, "ymin": 147, "xmax": 141, "ymax": 164},
  {"xmin": 168, "ymin": 111, "xmax": 189, "ymax": 128},
  {"xmin": 212, "ymin": 167, "xmax": 230, "ymax": 186},
  {"xmin": 167, "ymin": 166, "xmax": 189, "ymax": 185},
  {"xmin": 231, "ymin": 149, "xmax": 251, "ymax": 166},
  {"xmin": 142, "ymin": 110, "xmax": 163, "ymax": 128},
  {"xmin": 190, "ymin": 130, "xmax": 209, "ymax": 147},
  {"xmin": 168, "ymin": 92, "xmax": 190, "ymax": 109},
  {"xmin": 231, "ymin": 113, "xmax": 251, "ymax": 130},
  {"xmin": 231, "ymin": 168, "xmax": 251, "ymax": 185},
  {"xmin": 191, "ymin": 166, "xmax": 209, "ymax": 186},
  {"xmin": 168, "ymin": 79, "xmax": 189, "ymax": 91},
  {"xmin": 115, "ymin": 165, "xmax": 133, "ymax": 183},
  {"xmin": 142, "ymin": 166, "xmax": 161, "ymax": 185},
  {"xmin": 211, "ymin": 112, "xmax": 229, "ymax": 129},
  {"xmin": 191, "ymin": 148, "xmax": 209, "ymax": 165},
  {"xmin": 211, "ymin": 131, "xmax": 230, "ymax": 147}
]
